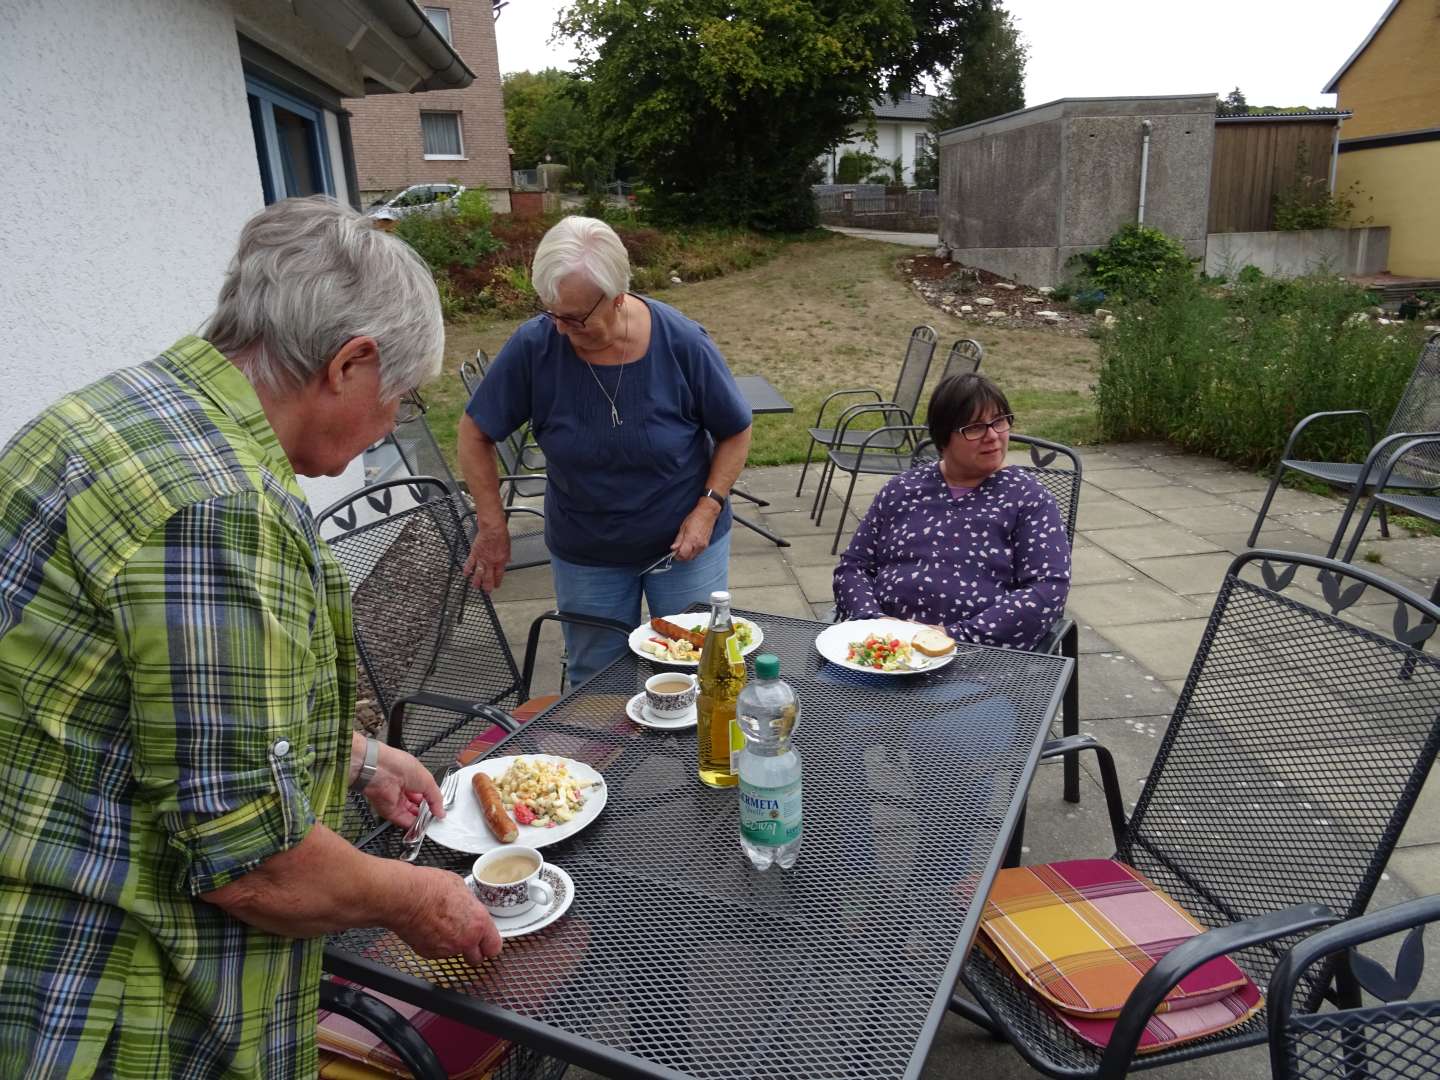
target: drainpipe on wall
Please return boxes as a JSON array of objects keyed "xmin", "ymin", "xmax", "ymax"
[
  {"xmin": 1137, "ymin": 119, "xmax": 1153, "ymax": 225},
  {"xmin": 1329, "ymin": 115, "xmax": 1343, "ymax": 193}
]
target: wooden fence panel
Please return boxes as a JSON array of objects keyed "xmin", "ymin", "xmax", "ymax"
[{"xmin": 1208, "ymin": 121, "xmax": 1335, "ymax": 233}]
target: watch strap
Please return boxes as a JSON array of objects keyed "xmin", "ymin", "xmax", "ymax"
[
  {"xmin": 704, "ymin": 488, "xmax": 727, "ymax": 510},
  {"xmin": 351, "ymin": 735, "xmax": 380, "ymax": 793}
]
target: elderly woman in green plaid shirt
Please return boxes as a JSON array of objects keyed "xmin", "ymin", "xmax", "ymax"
[{"xmin": 0, "ymin": 198, "xmax": 502, "ymax": 1078}]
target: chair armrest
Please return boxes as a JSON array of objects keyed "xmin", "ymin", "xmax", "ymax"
[
  {"xmin": 522, "ymin": 610, "xmax": 632, "ymax": 697},
  {"xmin": 386, "ymin": 691, "xmax": 519, "ymax": 760},
  {"xmin": 813, "ymin": 387, "xmax": 883, "ymax": 427},
  {"xmin": 319, "ymin": 981, "xmax": 447, "ymax": 1080},
  {"xmin": 1280, "ymin": 410, "xmax": 1375, "ymax": 461},
  {"xmin": 832, "ymin": 408, "xmax": 917, "ymax": 453},
  {"xmin": 1373, "ymin": 432, "xmax": 1440, "ymax": 490},
  {"xmin": 505, "ymin": 506, "xmax": 544, "ymax": 523},
  {"xmin": 1038, "ymin": 734, "xmax": 1127, "ymax": 847},
  {"xmin": 828, "ymin": 398, "xmax": 906, "ymax": 438},
  {"xmin": 1094, "ymin": 904, "xmax": 1339, "ymax": 1079}
]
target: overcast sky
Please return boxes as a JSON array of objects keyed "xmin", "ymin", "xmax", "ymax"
[{"xmin": 493, "ymin": 0, "xmax": 1389, "ymax": 109}]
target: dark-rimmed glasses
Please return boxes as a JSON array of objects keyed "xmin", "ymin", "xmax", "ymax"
[
  {"xmin": 535, "ymin": 293, "xmax": 606, "ymax": 330},
  {"xmin": 957, "ymin": 413, "xmax": 1014, "ymax": 441},
  {"xmin": 394, "ymin": 391, "xmax": 426, "ymax": 426}
]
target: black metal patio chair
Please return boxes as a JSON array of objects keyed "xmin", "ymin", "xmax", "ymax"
[
  {"xmin": 390, "ymin": 390, "xmax": 549, "ymax": 574},
  {"xmin": 813, "ymin": 417, "xmax": 927, "ymax": 553},
  {"xmin": 315, "ymin": 478, "xmax": 628, "ymax": 846},
  {"xmin": 460, "ymin": 352, "xmax": 547, "ymax": 502},
  {"xmin": 950, "ymin": 549, "xmax": 1440, "ymax": 1079},
  {"xmin": 1336, "ymin": 432, "xmax": 1440, "ymax": 602},
  {"xmin": 1268, "ymin": 893, "xmax": 1440, "ymax": 1080},
  {"xmin": 941, "ymin": 337, "xmax": 984, "ymax": 380},
  {"xmin": 795, "ymin": 324, "xmax": 937, "ymax": 500},
  {"xmin": 1248, "ymin": 333, "xmax": 1440, "ymax": 551}
]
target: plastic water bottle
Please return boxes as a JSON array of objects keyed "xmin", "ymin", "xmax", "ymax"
[{"xmin": 736, "ymin": 654, "xmax": 802, "ymax": 870}]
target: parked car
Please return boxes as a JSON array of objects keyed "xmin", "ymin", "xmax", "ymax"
[{"xmin": 365, "ymin": 183, "xmax": 465, "ymax": 221}]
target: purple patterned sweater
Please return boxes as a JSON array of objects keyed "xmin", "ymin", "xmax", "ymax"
[{"xmin": 833, "ymin": 463, "xmax": 1072, "ymax": 650}]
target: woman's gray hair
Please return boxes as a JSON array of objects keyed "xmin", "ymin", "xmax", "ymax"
[
  {"xmin": 531, "ymin": 215, "xmax": 632, "ymax": 305},
  {"xmin": 203, "ymin": 196, "xmax": 443, "ymax": 399}
]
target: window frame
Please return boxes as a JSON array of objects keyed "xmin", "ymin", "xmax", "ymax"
[
  {"xmin": 422, "ymin": 6, "xmax": 452, "ymax": 42},
  {"xmin": 245, "ymin": 75, "xmax": 335, "ymax": 202},
  {"xmin": 420, "ymin": 111, "xmax": 466, "ymax": 161}
]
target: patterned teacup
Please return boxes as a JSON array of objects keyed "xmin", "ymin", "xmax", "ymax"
[
  {"xmin": 471, "ymin": 846, "xmax": 553, "ymax": 918},
  {"xmin": 644, "ymin": 672, "xmax": 697, "ymax": 719}
]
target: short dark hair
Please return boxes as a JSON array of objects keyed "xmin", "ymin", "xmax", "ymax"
[{"xmin": 928, "ymin": 373, "xmax": 1012, "ymax": 450}]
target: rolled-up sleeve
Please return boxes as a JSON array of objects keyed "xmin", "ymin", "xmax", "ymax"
[{"xmin": 112, "ymin": 494, "xmax": 322, "ymax": 895}]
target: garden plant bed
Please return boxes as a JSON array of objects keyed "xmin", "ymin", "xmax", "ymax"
[{"xmin": 902, "ymin": 255, "xmax": 1101, "ymax": 337}]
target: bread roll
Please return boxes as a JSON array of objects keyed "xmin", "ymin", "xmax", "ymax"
[{"xmin": 913, "ymin": 628, "xmax": 956, "ymax": 657}]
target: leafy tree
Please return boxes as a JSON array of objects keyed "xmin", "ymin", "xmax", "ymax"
[
  {"xmin": 929, "ymin": 3, "xmax": 1027, "ymax": 133},
  {"xmin": 1215, "ymin": 86, "xmax": 1248, "ymax": 117},
  {"xmin": 502, "ymin": 69, "xmax": 590, "ymax": 171},
  {"xmin": 559, "ymin": 0, "xmax": 995, "ymax": 230}
]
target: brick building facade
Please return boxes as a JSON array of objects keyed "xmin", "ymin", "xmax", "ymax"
[{"xmin": 344, "ymin": 2, "xmax": 511, "ymax": 211}]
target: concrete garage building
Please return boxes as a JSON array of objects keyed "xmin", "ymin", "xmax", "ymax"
[{"xmin": 936, "ymin": 95, "xmax": 1216, "ymax": 288}]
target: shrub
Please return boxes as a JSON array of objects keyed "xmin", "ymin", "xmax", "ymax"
[
  {"xmin": 1095, "ymin": 272, "xmax": 1428, "ymax": 469},
  {"xmin": 1071, "ymin": 224, "xmax": 1192, "ymax": 303},
  {"xmin": 836, "ymin": 151, "xmax": 879, "ymax": 185},
  {"xmin": 393, "ymin": 203, "xmax": 501, "ymax": 274},
  {"xmin": 1048, "ymin": 281, "xmax": 1073, "ymax": 302},
  {"xmin": 1237, "ymin": 264, "xmax": 1265, "ymax": 285}
]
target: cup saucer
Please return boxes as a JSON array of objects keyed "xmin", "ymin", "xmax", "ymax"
[
  {"xmin": 471, "ymin": 865, "xmax": 575, "ymax": 939},
  {"xmin": 625, "ymin": 691, "xmax": 697, "ymax": 730}
]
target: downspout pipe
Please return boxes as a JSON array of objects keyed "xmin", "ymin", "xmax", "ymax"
[{"xmin": 1137, "ymin": 119, "xmax": 1153, "ymax": 225}]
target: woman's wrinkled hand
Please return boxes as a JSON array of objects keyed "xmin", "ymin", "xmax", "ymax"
[
  {"xmin": 362, "ymin": 743, "xmax": 441, "ymax": 830},
  {"xmin": 670, "ymin": 503, "xmax": 719, "ymax": 561},
  {"xmin": 463, "ymin": 517, "xmax": 510, "ymax": 592},
  {"xmin": 395, "ymin": 867, "xmax": 503, "ymax": 966}
]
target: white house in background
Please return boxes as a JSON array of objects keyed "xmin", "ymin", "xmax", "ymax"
[
  {"xmin": 820, "ymin": 91, "xmax": 938, "ymax": 185},
  {"xmin": 0, "ymin": 0, "xmax": 473, "ymax": 509}
]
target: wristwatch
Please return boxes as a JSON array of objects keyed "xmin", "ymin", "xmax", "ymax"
[
  {"xmin": 703, "ymin": 488, "xmax": 728, "ymax": 510},
  {"xmin": 351, "ymin": 735, "xmax": 380, "ymax": 793}
]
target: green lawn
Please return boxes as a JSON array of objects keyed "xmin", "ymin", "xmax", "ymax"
[{"xmin": 424, "ymin": 235, "xmax": 1100, "ymax": 469}]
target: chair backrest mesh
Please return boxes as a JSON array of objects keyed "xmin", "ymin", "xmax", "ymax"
[
  {"xmin": 941, "ymin": 339, "xmax": 983, "ymax": 381},
  {"xmin": 1281, "ymin": 1001, "xmax": 1440, "ymax": 1079},
  {"xmin": 1124, "ymin": 556, "xmax": 1440, "ymax": 1004},
  {"xmin": 391, "ymin": 410, "xmax": 460, "ymax": 494},
  {"xmin": 891, "ymin": 325, "xmax": 938, "ymax": 418},
  {"xmin": 319, "ymin": 481, "xmax": 524, "ymax": 776},
  {"xmin": 1385, "ymin": 334, "xmax": 1440, "ymax": 486},
  {"xmin": 459, "ymin": 355, "xmax": 483, "ymax": 395}
]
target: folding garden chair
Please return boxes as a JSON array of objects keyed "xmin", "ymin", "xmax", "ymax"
[
  {"xmin": 1267, "ymin": 893, "xmax": 1440, "ymax": 1080},
  {"xmin": 315, "ymin": 478, "xmax": 627, "ymax": 846},
  {"xmin": 460, "ymin": 352, "xmax": 547, "ymax": 500},
  {"xmin": 814, "ymin": 417, "xmax": 927, "ymax": 554},
  {"xmin": 795, "ymin": 324, "xmax": 937, "ymax": 499},
  {"xmin": 941, "ymin": 337, "xmax": 984, "ymax": 380},
  {"xmin": 909, "ymin": 434, "xmax": 1084, "ymax": 811},
  {"xmin": 1249, "ymin": 333, "xmax": 1440, "ymax": 551},
  {"xmin": 950, "ymin": 549, "xmax": 1440, "ymax": 1078}
]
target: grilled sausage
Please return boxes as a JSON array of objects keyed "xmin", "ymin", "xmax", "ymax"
[
  {"xmin": 650, "ymin": 617, "xmax": 705, "ymax": 649},
  {"xmin": 474, "ymin": 772, "xmax": 519, "ymax": 843}
]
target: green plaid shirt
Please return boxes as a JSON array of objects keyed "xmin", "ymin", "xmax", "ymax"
[{"xmin": 0, "ymin": 337, "xmax": 356, "ymax": 1078}]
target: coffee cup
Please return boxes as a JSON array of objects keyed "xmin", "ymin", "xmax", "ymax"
[
  {"xmin": 471, "ymin": 846, "xmax": 553, "ymax": 919},
  {"xmin": 644, "ymin": 672, "xmax": 697, "ymax": 719}
]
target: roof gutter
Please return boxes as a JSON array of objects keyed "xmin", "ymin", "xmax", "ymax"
[{"xmin": 356, "ymin": 0, "xmax": 474, "ymax": 90}]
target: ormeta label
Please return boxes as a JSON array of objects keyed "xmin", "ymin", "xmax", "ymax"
[{"xmin": 739, "ymin": 778, "xmax": 802, "ymax": 846}]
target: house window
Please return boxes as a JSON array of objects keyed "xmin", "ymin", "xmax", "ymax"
[
  {"xmin": 423, "ymin": 7, "xmax": 452, "ymax": 41},
  {"xmin": 246, "ymin": 76, "xmax": 334, "ymax": 203},
  {"xmin": 915, "ymin": 132, "xmax": 931, "ymax": 161},
  {"xmin": 421, "ymin": 112, "xmax": 464, "ymax": 159}
]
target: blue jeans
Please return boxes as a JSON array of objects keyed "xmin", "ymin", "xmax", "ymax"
[{"xmin": 551, "ymin": 532, "xmax": 732, "ymax": 688}]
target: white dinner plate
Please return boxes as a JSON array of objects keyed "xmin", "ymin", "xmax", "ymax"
[
  {"xmin": 426, "ymin": 755, "xmax": 607, "ymax": 855},
  {"xmin": 814, "ymin": 618, "xmax": 957, "ymax": 676},
  {"xmin": 627, "ymin": 613, "xmax": 763, "ymax": 668}
]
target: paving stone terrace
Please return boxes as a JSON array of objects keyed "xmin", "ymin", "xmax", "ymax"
[{"xmin": 486, "ymin": 442, "xmax": 1440, "ymax": 1080}]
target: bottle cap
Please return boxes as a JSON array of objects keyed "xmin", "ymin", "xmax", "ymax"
[
  {"xmin": 710, "ymin": 590, "xmax": 731, "ymax": 603},
  {"xmin": 754, "ymin": 654, "xmax": 780, "ymax": 679}
]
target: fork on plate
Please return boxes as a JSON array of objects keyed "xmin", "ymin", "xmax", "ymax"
[{"xmin": 400, "ymin": 763, "xmax": 462, "ymax": 862}]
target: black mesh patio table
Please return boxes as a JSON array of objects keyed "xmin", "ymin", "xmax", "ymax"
[{"xmin": 325, "ymin": 609, "xmax": 1072, "ymax": 1080}]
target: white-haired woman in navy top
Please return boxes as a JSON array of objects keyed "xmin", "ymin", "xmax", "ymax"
[{"xmin": 459, "ymin": 216, "xmax": 753, "ymax": 686}]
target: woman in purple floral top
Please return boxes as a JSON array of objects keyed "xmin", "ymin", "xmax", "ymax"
[{"xmin": 833, "ymin": 373, "xmax": 1071, "ymax": 650}]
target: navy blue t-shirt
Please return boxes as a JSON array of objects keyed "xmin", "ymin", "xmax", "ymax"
[{"xmin": 466, "ymin": 296, "xmax": 752, "ymax": 567}]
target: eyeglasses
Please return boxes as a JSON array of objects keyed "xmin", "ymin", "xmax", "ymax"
[
  {"xmin": 535, "ymin": 293, "xmax": 606, "ymax": 330},
  {"xmin": 957, "ymin": 413, "xmax": 1015, "ymax": 441},
  {"xmin": 637, "ymin": 551, "xmax": 675, "ymax": 578},
  {"xmin": 394, "ymin": 392, "xmax": 426, "ymax": 426}
]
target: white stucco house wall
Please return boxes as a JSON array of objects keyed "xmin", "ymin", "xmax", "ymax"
[
  {"xmin": 820, "ymin": 91, "xmax": 938, "ymax": 185},
  {"xmin": 0, "ymin": 0, "xmax": 472, "ymax": 509}
]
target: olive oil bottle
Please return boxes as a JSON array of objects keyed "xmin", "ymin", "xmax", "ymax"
[{"xmin": 696, "ymin": 590, "xmax": 747, "ymax": 788}]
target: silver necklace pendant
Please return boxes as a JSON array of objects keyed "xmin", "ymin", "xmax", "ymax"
[{"xmin": 610, "ymin": 405, "xmax": 622, "ymax": 427}]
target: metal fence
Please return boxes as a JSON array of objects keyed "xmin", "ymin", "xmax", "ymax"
[
  {"xmin": 512, "ymin": 169, "xmax": 540, "ymax": 191},
  {"xmin": 813, "ymin": 186, "xmax": 937, "ymax": 217}
]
